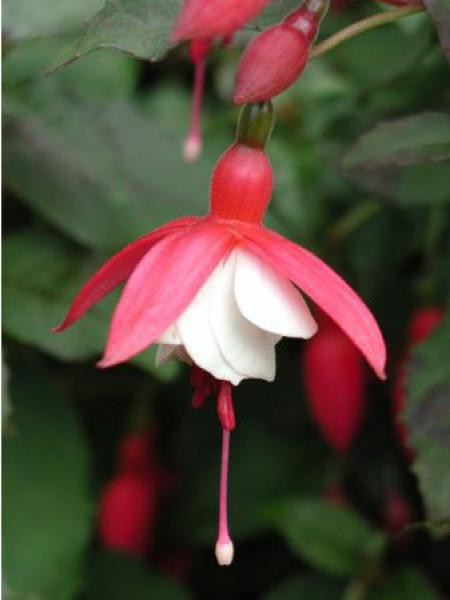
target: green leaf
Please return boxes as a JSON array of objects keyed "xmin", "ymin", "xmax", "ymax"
[
  {"xmin": 344, "ymin": 113, "xmax": 450, "ymax": 169},
  {"xmin": 367, "ymin": 567, "xmax": 438, "ymax": 600},
  {"xmin": 4, "ymin": 37, "xmax": 138, "ymax": 102},
  {"xmin": 49, "ymin": 0, "xmax": 181, "ymax": 73},
  {"xmin": 423, "ymin": 0, "xmax": 450, "ymax": 64},
  {"xmin": 404, "ymin": 313, "xmax": 450, "ymax": 521},
  {"xmin": 4, "ymin": 96, "xmax": 216, "ymax": 251},
  {"xmin": 263, "ymin": 573, "xmax": 345, "ymax": 600},
  {"xmin": 82, "ymin": 551, "xmax": 190, "ymax": 600},
  {"xmin": 3, "ymin": 356, "xmax": 92, "ymax": 600},
  {"xmin": 3, "ymin": 0, "xmax": 102, "ymax": 41},
  {"xmin": 346, "ymin": 161, "xmax": 450, "ymax": 206},
  {"xmin": 3, "ymin": 229, "xmax": 180, "ymax": 381},
  {"xmin": 327, "ymin": 18, "xmax": 431, "ymax": 89},
  {"xmin": 267, "ymin": 499, "xmax": 386, "ymax": 576}
]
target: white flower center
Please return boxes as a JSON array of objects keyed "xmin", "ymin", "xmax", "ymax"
[{"xmin": 156, "ymin": 247, "xmax": 317, "ymax": 384}]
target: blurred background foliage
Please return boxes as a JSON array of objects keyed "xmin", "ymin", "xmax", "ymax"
[{"xmin": 2, "ymin": 0, "xmax": 450, "ymax": 598}]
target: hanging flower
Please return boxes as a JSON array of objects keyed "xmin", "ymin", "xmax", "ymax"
[
  {"xmin": 55, "ymin": 102, "xmax": 386, "ymax": 566},
  {"xmin": 234, "ymin": 0, "xmax": 330, "ymax": 104},
  {"xmin": 172, "ymin": 0, "xmax": 270, "ymax": 161},
  {"xmin": 302, "ymin": 316, "xmax": 367, "ymax": 454},
  {"xmin": 171, "ymin": 0, "xmax": 271, "ymax": 42}
]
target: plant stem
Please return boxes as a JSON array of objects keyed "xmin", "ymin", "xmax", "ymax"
[{"xmin": 310, "ymin": 3, "xmax": 424, "ymax": 59}]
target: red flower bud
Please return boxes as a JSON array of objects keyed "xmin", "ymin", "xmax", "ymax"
[
  {"xmin": 302, "ymin": 323, "xmax": 366, "ymax": 453},
  {"xmin": 98, "ymin": 434, "xmax": 159, "ymax": 557},
  {"xmin": 171, "ymin": 0, "xmax": 270, "ymax": 42},
  {"xmin": 234, "ymin": 25, "xmax": 309, "ymax": 104}
]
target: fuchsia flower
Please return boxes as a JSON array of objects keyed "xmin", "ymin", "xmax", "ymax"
[
  {"xmin": 172, "ymin": 0, "xmax": 270, "ymax": 162},
  {"xmin": 55, "ymin": 102, "xmax": 386, "ymax": 565},
  {"xmin": 234, "ymin": 0, "xmax": 330, "ymax": 104},
  {"xmin": 171, "ymin": 0, "xmax": 271, "ymax": 42}
]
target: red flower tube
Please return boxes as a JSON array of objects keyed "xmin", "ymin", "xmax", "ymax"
[
  {"xmin": 234, "ymin": 0, "xmax": 330, "ymax": 104},
  {"xmin": 55, "ymin": 102, "xmax": 386, "ymax": 565},
  {"xmin": 302, "ymin": 319, "xmax": 367, "ymax": 453},
  {"xmin": 171, "ymin": 0, "xmax": 271, "ymax": 42}
]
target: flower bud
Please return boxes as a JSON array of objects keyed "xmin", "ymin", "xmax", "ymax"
[
  {"xmin": 234, "ymin": 25, "xmax": 309, "ymax": 104},
  {"xmin": 302, "ymin": 322, "xmax": 366, "ymax": 453},
  {"xmin": 171, "ymin": 0, "xmax": 270, "ymax": 42},
  {"xmin": 210, "ymin": 102, "xmax": 274, "ymax": 222},
  {"xmin": 234, "ymin": 0, "xmax": 330, "ymax": 104}
]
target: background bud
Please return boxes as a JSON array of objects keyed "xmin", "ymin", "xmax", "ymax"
[
  {"xmin": 302, "ymin": 323, "xmax": 366, "ymax": 453},
  {"xmin": 234, "ymin": 25, "xmax": 309, "ymax": 104}
]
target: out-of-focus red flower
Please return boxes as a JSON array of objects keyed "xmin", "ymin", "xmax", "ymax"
[
  {"xmin": 302, "ymin": 320, "xmax": 367, "ymax": 453},
  {"xmin": 392, "ymin": 307, "xmax": 444, "ymax": 458},
  {"xmin": 171, "ymin": 0, "xmax": 270, "ymax": 42},
  {"xmin": 234, "ymin": 0, "xmax": 330, "ymax": 104},
  {"xmin": 98, "ymin": 434, "xmax": 161, "ymax": 557}
]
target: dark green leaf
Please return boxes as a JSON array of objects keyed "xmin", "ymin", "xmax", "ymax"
[
  {"xmin": 405, "ymin": 313, "xmax": 450, "ymax": 521},
  {"xmin": 344, "ymin": 113, "xmax": 450, "ymax": 169},
  {"xmin": 49, "ymin": 0, "xmax": 181, "ymax": 73},
  {"xmin": 267, "ymin": 499, "xmax": 386, "ymax": 576},
  {"xmin": 82, "ymin": 551, "xmax": 190, "ymax": 600},
  {"xmin": 4, "ymin": 97, "xmax": 216, "ymax": 251},
  {"xmin": 3, "ymin": 357, "xmax": 92, "ymax": 599},
  {"xmin": 423, "ymin": 0, "xmax": 450, "ymax": 63},
  {"xmin": 4, "ymin": 37, "xmax": 138, "ymax": 102},
  {"xmin": 3, "ymin": 0, "xmax": 102, "ymax": 41},
  {"xmin": 366, "ymin": 567, "xmax": 438, "ymax": 600},
  {"xmin": 263, "ymin": 573, "xmax": 345, "ymax": 600},
  {"xmin": 346, "ymin": 161, "xmax": 450, "ymax": 206}
]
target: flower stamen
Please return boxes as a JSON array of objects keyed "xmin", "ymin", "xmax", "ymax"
[{"xmin": 215, "ymin": 381, "xmax": 235, "ymax": 565}]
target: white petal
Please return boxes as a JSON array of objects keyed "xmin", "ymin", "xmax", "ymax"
[
  {"xmin": 178, "ymin": 263, "xmax": 245, "ymax": 386},
  {"xmin": 211, "ymin": 252, "xmax": 277, "ymax": 382},
  {"xmin": 157, "ymin": 323, "xmax": 182, "ymax": 345},
  {"xmin": 234, "ymin": 248, "xmax": 318, "ymax": 339}
]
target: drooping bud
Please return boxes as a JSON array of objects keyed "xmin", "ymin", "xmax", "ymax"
[
  {"xmin": 233, "ymin": 0, "xmax": 330, "ymax": 104},
  {"xmin": 210, "ymin": 102, "xmax": 274, "ymax": 222},
  {"xmin": 183, "ymin": 39, "xmax": 212, "ymax": 163},
  {"xmin": 171, "ymin": 0, "xmax": 271, "ymax": 42},
  {"xmin": 302, "ymin": 322, "xmax": 366, "ymax": 453}
]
